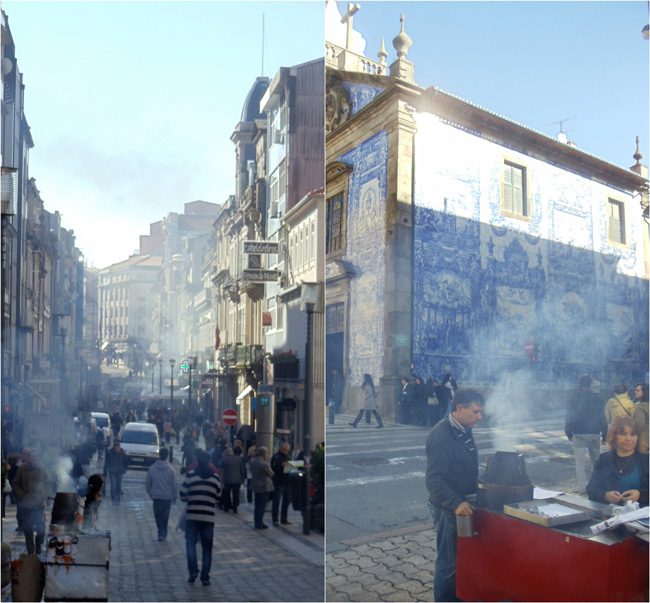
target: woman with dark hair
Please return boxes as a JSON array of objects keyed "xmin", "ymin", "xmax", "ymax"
[
  {"xmin": 586, "ymin": 415, "xmax": 648, "ymax": 507},
  {"xmin": 633, "ymin": 382, "xmax": 649, "ymax": 453},
  {"xmin": 349, "ymin": 374, "xmax": 384, "ymax": 428}
]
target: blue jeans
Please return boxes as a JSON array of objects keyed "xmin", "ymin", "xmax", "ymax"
[
  {"xmin": 271, "ymin": 483, "xmax": 291, "ymax": 523},
  {"xmin": 429, "ymin": 502, "xmax": 460, "ymax": 602},
  {"xmin": 185, "ymin": 520, "xmax": 214, "ymax": 582},
  {"xmin": 108, "ymin": 472, "xmax": 123, "ymax": 503},
  {"xmin": 22, "ymin": 507, "xmax": 45, "ymax": 554},
  {"xmin": 153, "ymin": 499, "xmax": 172, "ymax": 539},
  {"xmin": 254, "ymin": 492, "xmax": 269, "ymax": 528}
]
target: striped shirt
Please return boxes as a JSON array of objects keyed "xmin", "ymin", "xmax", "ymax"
[{"xmin": 179, "ymin": 470, "xmax": 221, "ymax": 523}]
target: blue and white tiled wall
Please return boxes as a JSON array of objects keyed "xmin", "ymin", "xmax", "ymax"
[
  {"xmin": 412, "ymin": 113, "xmax": 649, "ymax": 385},
  {"xmin": 340, "ymin": 130, "xmax": 389, "ymax": 386}
]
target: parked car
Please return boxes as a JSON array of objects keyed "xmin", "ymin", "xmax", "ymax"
[{"xmin": 118, "ymin": 422, "xmax": 160, "ymax": 467}]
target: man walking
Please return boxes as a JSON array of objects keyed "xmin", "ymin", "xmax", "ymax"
[
  {"xmin": 180, "ymin": 449, "xmax": 220, "ymax": 586},
  {"xmin": 145, "ymin": 447, "xmax": 177, "ymax": 541},
  {"xmin": 103, "ymin": 440, "xmax": 129, "ymax": 504},
  {"xmin": 426, "ymin": 389, "xmax": 484, "ymax": 602},
  {"xmin": 270, "ymin": 441, "xmax": 292, "ymax": 527},
  {"xmin": 12, "ymin": 449, "xmax": 50, "ymax": 555},
  {"xmin": 565, "ymin": 374, "xmax": 607, "ymax": 491}
]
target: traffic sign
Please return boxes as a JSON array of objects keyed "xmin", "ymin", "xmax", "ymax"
[
  {"xmin": 222, "ymin": 408, "xmax": 238, "ymax": 426},
  {"xmin": 179, "ymin": 360, "xmax": 190, "ymax": 372}
]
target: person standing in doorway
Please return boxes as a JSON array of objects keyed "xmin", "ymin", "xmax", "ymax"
[
  {"xmin": 350, "ymin": 374, "xmax": 384, "ymax": 428},
  {"xmin": 145, "ymin": 447, "xmax": 177, "ymax": 541},
  {"xmin": 565, "ymin": 374, "xmax": 607, "ymax": 491},
  {"xmin": 426, "ymin": 389, "xmax": 485, "ymax": 602}
]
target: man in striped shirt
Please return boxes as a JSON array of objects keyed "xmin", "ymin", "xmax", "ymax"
[{"xmin": 179, "ymin": 449, "xmax": 221, "ymax": 586}]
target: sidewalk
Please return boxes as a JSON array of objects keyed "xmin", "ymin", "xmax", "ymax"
[{"xmin": 326, "ymin": 524, "xmax": 435, "ymax": 602}]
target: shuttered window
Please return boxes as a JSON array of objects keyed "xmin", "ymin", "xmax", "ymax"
[{"xmin": 503, "ymin": 161, "xmax": 528, "ymax": 217}]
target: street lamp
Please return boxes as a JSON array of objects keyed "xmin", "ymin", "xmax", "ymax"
[
  {"xmin": 169, "ymin": 359, "xmax": 176, "ymax": 409},
  {"xmin": 158, "ymin": 357, "xmax": 163, "ymax": 394},
  {"xmin": 300, "ymin": 282, "xmax": 320, "ymax": 536}
]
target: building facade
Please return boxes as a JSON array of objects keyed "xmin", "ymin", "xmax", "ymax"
[{"xmin": 326, "ymin": 9, "xmax": 649, "ymax": 420}]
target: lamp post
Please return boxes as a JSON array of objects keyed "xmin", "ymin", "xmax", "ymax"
[
  {"xmin": 169, "ymin": 359, "xmax": 176, "ymax": 409},
  {"xmin": 300, "ymin": 283, "xmax": 320, "ymax": 536},
  {"xmin": 158, "ymin": 357, "xmax": 163, "ymax": 394},
  {"xmin": 150, "ymin": 361, "xmax": 154, "ymax": 393}
]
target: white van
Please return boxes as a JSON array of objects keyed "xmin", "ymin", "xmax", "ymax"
[
  {"xmin": 91, "ymin": 412, "xmax": 111, "ymax": 446},
  {"xmin": 119, "ymin": 422, "xmax": 160, "ymax": 468}
]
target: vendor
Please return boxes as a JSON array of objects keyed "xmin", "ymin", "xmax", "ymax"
[{"xmin": 586, "ymin": 415, "xmax": 649, "ymax": 507}]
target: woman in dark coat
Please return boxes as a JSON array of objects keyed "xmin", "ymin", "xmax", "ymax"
[{"xmin": 586, "ymin": 415, "xmax": 649, "ymax": 507}]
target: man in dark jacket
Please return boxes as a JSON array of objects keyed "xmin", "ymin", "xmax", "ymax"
[
  {"xmin": 425, "ymin": 389, "xmax": 484, "ymax": 602},
  {"xmin": 270, "ymin": 441, "xmax": 292, "ymax": 526},
  {"xmin": 565, "ymin": 374, "xmax": 607, "ymax": 491},
  {"xmin": 397, "ymin": 377, "xmax": 414, "ymax": 425},
  {"xmin": 103, "ymin": 441, "xmax": 129, "ymax": 504}
]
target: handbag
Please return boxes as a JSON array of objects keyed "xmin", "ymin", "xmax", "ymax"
[
  {"xmin": 427, "ymin": 394, "xmax": 439, "ymax": 406},
  {"xmin": 2, "ymin": 481, "xmax": 11, "ymax": 494},
  {"xmin": 176, "ymin": 509, "xmax": 187, "ymax": 532}
]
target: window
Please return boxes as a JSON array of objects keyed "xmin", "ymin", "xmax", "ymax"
[
  {"xmin": 502, "ymin": 161, "xmax": 528, "ymax": 217},
  {"xmin": 608, "ymin": 199, "xmax": 626, "ymax": 245},
  {"xmin": 326, "ymin": 192, "xmax": 345, "ymax": 255}
]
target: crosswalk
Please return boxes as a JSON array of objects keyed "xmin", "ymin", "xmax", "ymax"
[{"xmin": 325, "ymin": 410, "xmax": 578, "ymax": 549}]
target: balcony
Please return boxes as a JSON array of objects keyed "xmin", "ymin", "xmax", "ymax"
[{"xmin": 219, "ymin": 344, "xmax": 263, "ymax": 369}]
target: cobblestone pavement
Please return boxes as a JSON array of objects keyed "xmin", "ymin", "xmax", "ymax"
[
  {"xmin": 2, "ymin": 453, "xmax": 324, "ymax": 602},
  {"xmin": 326, "ymin": 523, "xmax": 435, "ymax": 603}
]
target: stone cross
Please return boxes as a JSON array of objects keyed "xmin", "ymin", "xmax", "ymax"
[{"xmin": 341, "ymin": 2, "xmax": 360, "ymax": 51}]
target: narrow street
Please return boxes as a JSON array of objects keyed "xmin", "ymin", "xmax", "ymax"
[
  {"xmin": 325, "ymin": 409, "xmax": 580, "ymax": 602},
  {"xmin": 3, "ymin": 453, "xmax": 324, "ymax": 602}
]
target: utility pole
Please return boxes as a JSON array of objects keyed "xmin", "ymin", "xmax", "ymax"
[{"xmin": 169, "ymin": 359, "xmax": 176, "ymax": 409}]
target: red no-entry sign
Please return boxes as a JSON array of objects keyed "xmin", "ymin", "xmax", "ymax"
[{"xmin": 222, "ymin": 409, "xmax": 238, "ymax": 426}]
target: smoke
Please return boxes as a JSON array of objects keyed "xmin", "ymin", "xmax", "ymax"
[{"xmin": 53, "ymin": 455, "xmax": 76, "ymax": 494}]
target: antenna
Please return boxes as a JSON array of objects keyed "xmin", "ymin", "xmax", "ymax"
[
  {"xmin": 549, "ymin": 116, "xmax": 577, "ymax": 134},
  {"xmin": 261, "ymin": 12, "xmax": 265, "ymax": 76}
]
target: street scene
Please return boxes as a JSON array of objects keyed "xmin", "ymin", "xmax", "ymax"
[
  {"xmin": 3, "ymin": 441, "xmax": 323, "ymax": 602},
  {"xmin": 1, "ymin": 1, "xmax": 325, "ymax": 601},
  {"xmin": 325, "ymin": 1, "xmax": 648, "ymax": 602},
  {"xmin": 326, "ymin": 405, "xmax": 576, "ymax": 601}
]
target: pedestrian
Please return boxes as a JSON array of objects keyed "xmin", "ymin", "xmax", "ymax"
[
  {"xmin": 110, "ymin": 409, "xmax": 122, "ymax": 439},
  {"xmin": 1, "ymin": 457, "xmax": 10, "ymax": 518},
  {"xmin": 82, "ymin": 474, "xmax": 104, "ymax": 530},
  {"xmin": 435, "ymin": 372, "xmax": 458, "ymax": 422},
  {"xmin": 145, "ymin": 447, "xmax": 177, "ymax": 541},
  {"xmin": 328, "ymin": 368, "xmax": 345, "ymax": 414},
  {"xmin": 11, "ymin": 448, "xmax": 51, "ymax": 555},
  {"xmin": 413, "ymin": 375, "xmax": 429, "ymax": 426},
  {"xmin": 426, "ymin": 377, "xmax": 441, "ymax": 427},
  {"xmin": 249, "ymin": 446, "xmax": 274, "ymax": 529},
  {"xmin": 586, "ymin": 415, "xmax": 649, "ymax": 507},
  {"xmin": 633, "ymin": 382, "xmax": 649, "ymax": 454},
  {"xmin": 245, "ymin": 444, "xmax": 256, "ymax": 504},
  {"xmin": 604, "ymin": 384, "xmax": 635, "ymax": 427},
  {"xmin": 425, "ymin": 389, "xmax": 485, "ymax": 602},
  {"xmin": 270, "ymin": 441, "xmax": 292, "ymax": 526},
  {"xmin": 103, "ymin": 440, "xmax": 129, "ymax": 504},
  {"xmin": 180, "ymin": 449, "xmax": 220, "ymax": 586},
  {"xmin": 397, "ymin": 376, "xmax": 414, "ymax": 424},
  {"xmin": 219, "ymin": 445, "xmax": 246, "ymax": 513},
  {"xmin": 350, "ymin": 374, "xmax": 384, "ymax": 428},
  {"xmin": 95, "ymin": 425, "xmax": 106, "ymax": 461},
  {"xmin": 565, "ymin": 374, "xmax": 607, "ymax": 491}
]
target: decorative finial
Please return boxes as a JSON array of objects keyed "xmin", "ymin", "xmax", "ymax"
[
  {"xmin": 378, "ymin": 38, "xmax": 388, "ymax": 65},
  {"xmin": 392, "ymin": 13, "xmax": 413, "ymax": 59},
  {"xmin": 633, "ymin": 135, "xmax": 643, "ymax": 166}
]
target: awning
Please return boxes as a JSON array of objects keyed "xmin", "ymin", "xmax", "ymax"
[{"xmin": 236, "ymin": 385, "xmax": 253, "ymax": 401}]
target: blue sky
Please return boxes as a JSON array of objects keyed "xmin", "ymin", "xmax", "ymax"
[
  {"xmin": 335, "ymin": 1, "xmax": 649, "ymax": 169},
  {"xmin": 4, "ymin": 1, "xmax": 323, "ymax": 268},
  {"xmin": 5, "ymin": 1, "xmax": 649, "ymax": 268}
]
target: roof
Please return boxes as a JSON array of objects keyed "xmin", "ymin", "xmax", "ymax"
[{"xmin": 240, "ymin": 76, "xmax": 270, "ymax": 123}]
